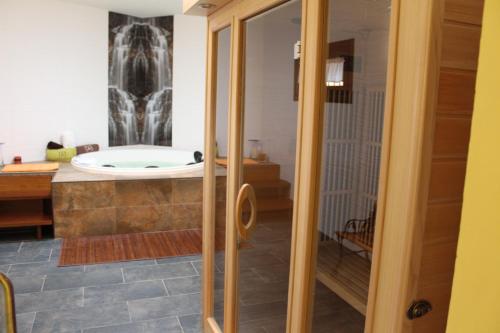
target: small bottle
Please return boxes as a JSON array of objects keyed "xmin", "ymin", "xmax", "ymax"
[
  {"xmin": 249, "ymin": 139, "xmax": 262, "ymax": 159},
  {"xmin": 13, "ymin": 156, "xmax": 22, "ymax": 164}
]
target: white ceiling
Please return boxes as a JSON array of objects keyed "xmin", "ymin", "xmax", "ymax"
[{"xmin": 59, "ymin": 0, "xmax": 183, "ymax": 18}]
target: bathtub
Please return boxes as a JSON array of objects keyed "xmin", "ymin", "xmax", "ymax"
[{"xmin": 71, "ymin": 146, "xmax": 204, "ymax": 176}]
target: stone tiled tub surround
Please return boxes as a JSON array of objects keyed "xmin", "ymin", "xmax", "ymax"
[{"xmin": 53, "ymin": 176, "xmax": 227, "ymax": 238}]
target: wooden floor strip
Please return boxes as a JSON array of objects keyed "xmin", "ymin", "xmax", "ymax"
[{"xmin": 59, "ymin": 229, "xmax": 247, "ymax": 267}]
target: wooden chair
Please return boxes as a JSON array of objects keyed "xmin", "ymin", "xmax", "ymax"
[{"xmin": 337, "ymin": 203, "xmax": 377, "ymax": 257}]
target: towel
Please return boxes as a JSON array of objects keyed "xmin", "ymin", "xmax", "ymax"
[
  {"xmin": 47, "ymin": 141, "xmax": 64, "ymax": 149},
  {"xmin": 46, "ymin": 148, "xmax": 77, "ymax": 162},
  {"xmin": 76, "ymin": 144, "xmax": 99, "ymax": 155},
  {"xmin": 215, "ymin": 158, "xmax": 259, "ymax": 167},
  {"xmin": 2, "ymin": 163, "xmax": 59, "ymax": 173}
]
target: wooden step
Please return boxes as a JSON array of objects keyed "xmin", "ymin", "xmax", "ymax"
[
  {"xmin": 248, "ymin": 180, "xmax": 291, "ymax": 198},
  {"xmin": 243, "ymin": 163, "xmax": 281, "ymax": 182},
  {"xmin": 256, "ymin": 197, "xmax": 293, "ymax": 212},
  {"xmin": 243, "ymin": 197, "xmax": 293, "ymax": 213},
  {"xmin": 257, "ymin": 210, "xmax": 293, "ymax": 223}
]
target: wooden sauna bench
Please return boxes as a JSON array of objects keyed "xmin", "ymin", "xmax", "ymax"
[
  {"xmin": 316, "ymin": 240, "xmax": 371, "ymax": 315},
  {"xmin": 0, "ymin": 169, "xmax": 55, "ymax": 239}
]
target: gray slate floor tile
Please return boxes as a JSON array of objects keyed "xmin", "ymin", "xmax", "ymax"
[
  {"xmin": 124, "ymin": 262, "xmax": 197, "ymax": 282},
  {"xmin": 155, "ymin": 255, "xmax": 201, "ymax": 265},
  {"xmin": 32, "ymin": 303, "xmax": 129, "ymax": 333},
  {"xmin": 21, "ymin": 240, "xmax": 60, "ymax": 252},
  {"xmin": 192, "ymin": 260, "xmax": 203, "ymax": 274},
  {"xmin": 0, "ymin": 264, "xmax": 10, "ymax": 273},
  {"xmin": 9, "ymin": 261, "xmax": 83, "ymax": 277},
  {"xmin": 0, "ymin": 242, "xmax": 21, "ymax": 252},
  {"xmin": 43, "ymin": 269, "xmax": 123, "ymax": 291},
  {"xmin": 12, "ymin": 276, "xmax": 44, "ymax": 294},
  {"xmin": 84, "ymin": 260, "xmax": 157, "ymax": 273},
  {"xmin": 16, "ymin": 312, "xmax": 36, "ymax": 333},
  {"xmin": 83, "ymin": 316, "xmax": 182, "ymax": 333},
  {"xmin": 164, "ymin": 276, "xmax": 201, "ymax": 296},
  {"xmin": 179, "ymin": 314, "xmax": 202, "ymax": 333},
  {"xmin": 15, "ymin": 288, "xmax": 83, "ymax": 314},
  {"xmin": 0, "ymin": 248, "xmax": 51, "ymax": 265},
  {"xmin": 128, "ymin": 293, "xmax": 201, "ymax": 322},
  {"xmin": 84, "ymin": 280, "xmax": 167, "ymax": 306}
]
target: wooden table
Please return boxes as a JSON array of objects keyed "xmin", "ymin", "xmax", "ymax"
[{"xmin": 0, "ymin": 171, "xmax": 55, "ymax": 239}]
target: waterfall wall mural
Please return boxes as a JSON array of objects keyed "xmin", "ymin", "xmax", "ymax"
[{"xmin": 108, "ymin": 12, "xmax": 174, "ymax": 146}]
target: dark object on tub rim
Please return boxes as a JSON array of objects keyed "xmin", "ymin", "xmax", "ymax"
[
  {"xmin": 187, "ymin": 151, "xmax": 204, "ymax": 165},
  {"xmin": 102, "ymin": 164, "xmax": 116, "ymax": 168},
  {"xmin": 194, "ymin": 151, "xmax": 203, "ymax": 163}
]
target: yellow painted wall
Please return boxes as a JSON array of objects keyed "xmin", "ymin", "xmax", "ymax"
[{"xmin": 446, "ymin": 0, "xmax": 500, "ymax": 332}]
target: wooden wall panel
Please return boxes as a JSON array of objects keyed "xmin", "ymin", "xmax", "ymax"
[
  {"xmin": 427, "ymin": 160, "xmax": 467, "ymax": 202},
  {"xmin": 413, "ymin": 1, "xmax": 483, "ymax": 331},
  {"xmin": 432, "ymin": 116, "xmax": 472, "ymax": 157},
  {"xmin": 441, "ymin": 22, "xmax": 481, "ymax": 70},
  {"xmin": 444, "ymin": 0, "xmax": 485, "ymax": 25},
  {"xmin": 423, "ymin": 203, "xmax": 462, "ymax": 243},
  {"xmin": 437, "ymin": 69, "xmax": 476, "ymax": 115},
  {"xmin": 419, "ymin": 241, "xmax": 459, "ymax": 287}
]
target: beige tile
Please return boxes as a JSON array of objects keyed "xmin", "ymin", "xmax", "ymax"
[
  {"xmin": 171, "ymin": 203, "xmax": 203, "ymax": 230},
  {"xmin": 52, "ymin": 182, "xmax": 115, "ymax": 210},
  {"xmin": 172, "ymin": 179, "xmax": 203, "ymax": 204},
  {"xmin": 115, "ymin": 180, "xmax": 172, "ymax": 207},
  {"xmin": 115, "ymin": 205, "xmax": 172, "ymax": 234},
  {"xmin": 54, "ymin": 207, "xmax": 116, "ymax": 238}
]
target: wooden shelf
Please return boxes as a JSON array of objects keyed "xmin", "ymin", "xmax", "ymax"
[
  {"xmin": 0, "ymin": 200, "xmax": 52, "ymax": 228},
  {"xmin": 0, "ymin": 211, "xmax": 52, "ymax": 228},
  {"xmin": 316, "ymin": 240, "xmax": 372, "ymax": 315},
  {"xmin": 0, "ymin": 172, "xmax": 54, "ymax": 239}
]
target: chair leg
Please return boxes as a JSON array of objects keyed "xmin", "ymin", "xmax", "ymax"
[{"xmin": 36, "ymin": 226, "xmax": 42, "ymax": 240}]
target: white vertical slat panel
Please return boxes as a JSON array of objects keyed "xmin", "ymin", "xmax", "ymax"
[{"xmin": 318, "ymin": 89, "xmax": 385, "ymax": 240}]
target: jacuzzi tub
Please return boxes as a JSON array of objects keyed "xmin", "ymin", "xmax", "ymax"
[{"xmin": 71, "ymin": 146, "xmax": 204, "ymax": 176}]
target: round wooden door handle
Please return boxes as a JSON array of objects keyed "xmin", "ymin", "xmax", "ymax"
[{"xmin": 235, "ymin": 183, "xmax": 257, "ymax": 241}]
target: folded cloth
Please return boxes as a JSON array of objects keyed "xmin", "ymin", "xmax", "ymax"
[
  {"xmin": 76, "ymin": 144, "xmax": 99, "ymax": 155},
  {"xmin": 2, "ymin": 163, "xmax": 59, "ymax": 173},
  {"xmin": 46, "ymin": 148, "xmax": 77, "ymax": 162},
  {"xmin": 47, "ymin": 141, "xmax": 64, "ymax": 149},
  {"xmin": 215, "ymin": 158, "xmax": 259, "ymax": 167}
]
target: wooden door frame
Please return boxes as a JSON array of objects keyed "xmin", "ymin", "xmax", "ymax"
[{"xmin": 202, "ymin": 0, "xmax": 442, "ymax": 332}]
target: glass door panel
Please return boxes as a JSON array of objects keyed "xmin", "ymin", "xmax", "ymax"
[
  {"xmin": 214, "ymin": 27, "xmax": 231, "ymax": 329},
  {"xmin": 312, "ymin": 0, "xmax": 391, "ymax": 331},
  {"xmin": 204, "ymin": 24, "xmax": 231, "ymax": 332},
  {"xmin": 214, "ymin": 26, "xmax": 232, "ymax": 330},
  {"xmin": 236, "ymin": 1, "xmax": 302, "ymax": 331}
]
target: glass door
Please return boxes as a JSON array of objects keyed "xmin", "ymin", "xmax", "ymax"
[
  {"xmin": 311, "ymin": 0, "xmax": 391, "ymax": 331},
  {"xmin": 235, "ymin": 2, "xmax": 302, "ymax": 332},
  {"xmin": 207, "ymin": 1, "xmax": 303, "ymax": 332},
  {"xmin": 203, "ymin": 0, "xmax": 430, "ymax": 331}
]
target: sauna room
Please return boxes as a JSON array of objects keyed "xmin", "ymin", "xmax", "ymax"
[
  {"xmin": 0, "ymin": 0, "xmax": 487, "ymax": 332},
  {"xmin": 208, "ymin": 0, "xmax": 390, "ymax": 330}
]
